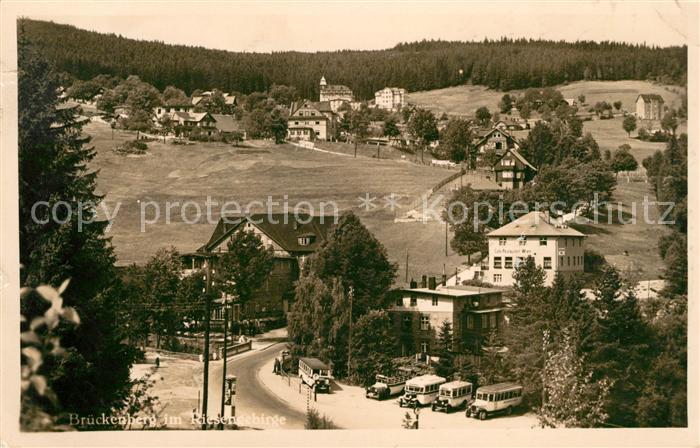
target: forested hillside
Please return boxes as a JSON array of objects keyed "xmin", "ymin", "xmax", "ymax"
[{"xmin": 20, "ymin": 19, "xmax": 687, "ymax": 99}]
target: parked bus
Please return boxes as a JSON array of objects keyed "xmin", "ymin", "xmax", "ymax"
[
  {"xmin": 298, "ymin": 357, "xmax": 333, "ymax": 393},
  {"xmin": 366, "ymin": 370, "xmax": 411, "ymax": 400},
  {"xmin": 466, "ymin": 382, "xmax": 523, "ymax": 420},
  {"xmin": 431, "ymin": 381, "xmax": 473, "ymax": 413},
  {"xmin": 397, "ymin": 375, "xmax": 446, "ymax": 407}
]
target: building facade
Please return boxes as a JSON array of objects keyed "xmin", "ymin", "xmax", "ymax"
[
  {"xmin": 491, "ymin": 148, "xmax": 537, "ymax": 190},
  {"xmin": 635, "ymin": 94, "xmax": 664, "ymax": 120},
  {"xmin": 485, "ymin": 212, "xmax": 586, "ymax": 287},
  {"xmin": 319, "ymin": 76, "xmax": 354, "ymax": 110},
  {"xmin": 154, "ymin": 104, "xmax": 195, "ymax": 119},
  {"xmin": 375, "ymin": 87, "xmax": 407, "ymax": 110},
  {"xmin": 389, "ymin": 279, "xmax": 504, "ymax": 355},
  {"xmin": 475, "ymin": 127, "xmax": 521, "ymax": 164},
  {"xmin": 182, "ymin": 213, "xmax": 334, "ymax": 323},
  {"xmin": 287, "ymin": 100, "xmax": 337, "ymax": 141}
]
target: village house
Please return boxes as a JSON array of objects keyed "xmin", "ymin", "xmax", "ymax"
[
  {"xmin": 191, "ymin": 91, "xmax": 237, "ymax": 109},
  {"xmin": 635, "ymin": 94, "xmax": 665, "ymax": 120},
  {"xmin": 113, "ymin": 105, "xmax": 130, "ymax": 120},
  {"xmin": 287, "ymin": 100, "xmax": 337, "ymax": 141},
  {"xmin": 475, "ymin": 126, "xmax": 521, "ymax": 158},
  {"xmin": 154, "ymin": 103, "xmax": 195, "ymax": 119},
  {"xmin": 485, "ymin": 211, "xmax": 586, "ymax": 287},
  {"xmin": 491, "ymin": 147, "xmax": 537, "ymax": 190},
  {"xmin": 390, "ymin": 277, "xmax": 505, "ymax": 355},
  {"xmin": 493, "ymin": 119, "xmax": 527, "ymax": 132},
  {"xmin": 169, "ymin": 111, "xmax": 217, "ymax": 135},
  {"xmin": 210, "ymin": 113, "xmax": 246, "ymax": 139},
  {"xmin": 319, "ymin": 76, "xmax": 354, "ymax": 111},
  {"xmin": 182, "ymin": 213, "xmax": 334, "ymax": 325},
  {"xmin": 374, "ymin": 87, "xmax": 407, "ymax": 111}
]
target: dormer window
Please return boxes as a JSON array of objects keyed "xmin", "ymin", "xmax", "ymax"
[{"xmin": 298, "ymin": 235, "xmax": 315, "ymax": 246}]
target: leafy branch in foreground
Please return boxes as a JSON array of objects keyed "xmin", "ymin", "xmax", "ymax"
[{"xmin": 20, "ymin": 280, "xmax": 80, "ymax": 431}]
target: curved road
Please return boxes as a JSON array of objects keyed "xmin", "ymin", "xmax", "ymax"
[{"xmin": 206, "ymin": 343, "xmax": 305, "ymax": 430}]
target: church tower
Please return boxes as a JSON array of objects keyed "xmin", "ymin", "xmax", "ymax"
[{"xmin": 319, "ymin": 76, "xmax": 327, "ymax": 87}]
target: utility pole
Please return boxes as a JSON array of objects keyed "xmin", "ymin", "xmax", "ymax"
[
  {"xmin": 201, "ymin": 257, "xmax": 213, "ymax": 430},
  {"xmin": 405, "ymin": 248, "xmax": 409, "ymax": 283},
  {"xmin": 347, "ymin": 286, "xmax": 354, "ymax": 379},
  {"xmin": 219, "ymin": 297, "xmax": 229, "ymax": 428},
  {"xmin": 445, "ymin": 219, "xmax": 448, "ymax": 257}
]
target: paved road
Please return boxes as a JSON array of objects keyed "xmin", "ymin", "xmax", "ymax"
[{"xmin": 205, "ymin": 343, "xmax": 305, "ymax": 430}]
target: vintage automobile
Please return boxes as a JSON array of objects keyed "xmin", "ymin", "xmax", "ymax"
[
  {"xmin": 298, "ymin": 357, "xmax": 333, "ymax": 393},
  {"xmin": 431, "ymin": 380, "xmax": 473, "ymax": 413},
  {"xmin": 466, "ymin": 382, "xmax": 523, "ymax": 420},
  {"xmin": 366, "ymin": 372, "xmax": 411, "ymax": 400},
  {"xmin": 397, "ymin": 374, "xmax": 446, "ymax": 407}
]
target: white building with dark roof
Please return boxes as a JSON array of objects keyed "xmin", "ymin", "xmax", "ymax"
[
  {"xmin": 319, "ymin": 76, "xmax": 354, "ymax": 109},
  {"xmin": 635, "ymin": 94, "xmax": 665, "ymax": 120},
  {"xmin": 485, "ymin": 211, "xmax": 586, "ymax": 287},
  {"xmin": 375, "ymin": 87, "xmax": 407, "ymax": 110}
]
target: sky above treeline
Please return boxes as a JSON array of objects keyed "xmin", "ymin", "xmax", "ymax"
[{"xmin": 26, "ymin": 1, "xmax": 690, "ymax": 52}]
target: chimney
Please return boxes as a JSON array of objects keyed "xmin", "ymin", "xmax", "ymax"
[
  {"xmin": 409, "ymin": 278, "xmax": 417, "ymax": 289},
  {"xmin": 428, "ymin": 276, "xmax": 437, "ymax": 290},
  {"xmin": 442, "ymin": 273, "xmax": 447, "ymax": 286},
  {"xmin": 421, "ymin": 275, "xmax": 427, "ymax": 288}
]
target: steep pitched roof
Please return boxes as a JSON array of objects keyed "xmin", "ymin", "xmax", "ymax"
[
  {"xmin": 487, "ymin": 212, "xmax": 585, "ymax": 237},
  {"xmin": 475, "ymin": 126, "xmax": 520, "ymax": 149},
  {"xmin": 493, "ymin": 148, "xmax": 537, "ymax": 171},
  {"xmin": 637, "ymin": 94, "xmax": 664, "ymax": 103},
  {"xmin": 288, "ymin": 100, "xmax": 332, "ymax": 119},
  {"xmin": 210, "ymin": 114, "xmax": 243, "ymax": 132},
  {"xmin": 201, "ymin": 213, "xmax": 335, "ymax": 254}
]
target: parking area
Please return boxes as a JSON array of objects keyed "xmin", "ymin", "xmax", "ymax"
[{"xmin": 257, "ymin": 358, "xmax": 540, "ymax": 430}]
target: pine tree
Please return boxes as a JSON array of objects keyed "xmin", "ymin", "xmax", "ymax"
[
  {"xmin": 434, "ymin": 320, "xmax": 455, "ymax": 379},
  {"xmin": 586, "ymin": 266, "xmax": 653, "ymax": 426},
  {"xmin": 350, "ymin": 310, "xmax": 398, "ymax": 387},
  {"xmin": 501, "ymin": 257, "xmax": 548, "ymax": 406},
  {"xmin": 18, "ymin": 28, "xmax": 136, "ymax": 427}
]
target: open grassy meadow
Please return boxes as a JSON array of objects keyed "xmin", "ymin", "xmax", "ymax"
[
  {"xmin": 409, "ymin": 80, "xmax": 685, "ymax": 117},
  {"xmin": 570, "ymin": 180, "xmax": 669, "ymax": 280},
  {"xmin": 88, "ymin": 121, "xmax": 466, "ymax": 279}
]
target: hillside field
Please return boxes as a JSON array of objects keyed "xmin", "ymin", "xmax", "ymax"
[
  {"xmin": 88, "ymin": 122, "xmax": 466, "ymax": 280},
  {"xmin": 409, "ymin": 80, "xmax": 687, "ymax": 280},
  {"xmin": 409, "ymin": 80, "xmax": 685, "ymax": 117}
]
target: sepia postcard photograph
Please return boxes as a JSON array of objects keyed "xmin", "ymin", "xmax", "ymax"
[{"xmin": 0, "ymin": 1, "xmax": 698, "ymax": 447}]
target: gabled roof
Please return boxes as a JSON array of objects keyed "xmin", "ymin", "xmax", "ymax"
[
  {"xmin": 289, "ymin": 100, "xmax": 333, "ymax": 118},
  {"xmin": 475, "ymin": 126, "xmax": 520, "ymax": 149},
  {"xmin": 493, "ymin": 148, "xmax": 537, "ymax": 171},
  {"xmin": 172, "ymin": 111, "xmax": 214, "ymax": 122},
  {"xmin": 210, "ymin": 114, "xmax": 243, "ymax": 132},
  {"xmin": 200, "ymin": 213, "xmax": 335, "ymax": 254},
  {"xmin": 487, "ymin": 212, "xmax": 585, "ymax": 237},
  {"xmin": 637, "ymin": 94, "xmax": 664, "ymax": 103}
]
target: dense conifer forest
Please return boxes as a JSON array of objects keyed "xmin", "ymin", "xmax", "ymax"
[{"xmin": 20, "ymin": 18, "xmax": 687, "ymax": 99}]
